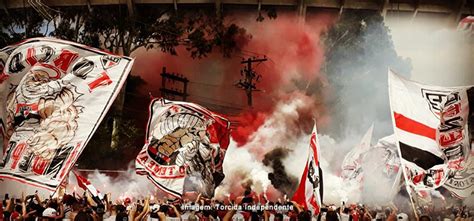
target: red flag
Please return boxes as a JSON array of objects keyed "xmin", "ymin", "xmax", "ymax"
[
  {"xmin": 292, "ymin": 124, "xmax": 322, "ymax": 215},
  {"xmin": 73, "ymin": 171, "xmax": 102, "ymax": 200}
]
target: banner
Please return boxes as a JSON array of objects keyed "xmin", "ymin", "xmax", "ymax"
[
  {"xmin": 373, "ymin": 135, "xmax": 400, "ymax": 177},
  {"xmin": 0, "ymin": 38, "xmax": 133, "ymax": 192},
  {"xmin": 136, "ymin": 98, "xmax": 230, "ymax": 198},
  {"xmin": 292, "ymin": 123, "xmax": 323, "ymax": 216},
  {"xmin": 388, "ymin": 70, "xmax": 473, "ymax": 198},
  {"xmin": 341, "ymin": 124, "xmax": 373, "ymax": 182}
]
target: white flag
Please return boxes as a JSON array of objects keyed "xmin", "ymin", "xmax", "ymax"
[
  {"xmin": 0, "ymin": 38, "xmax": 133, "ymax": 192},
  {"xmin": 292, "ymin": 124, "xmax": 322, "ymax": 215},
  {"xmin": 388, "ymin": 70, "xmax": 473, "ymax": 198},
  {"xmin": 135, "ymin": 98, "xmax": 230, "ymax": 198},
  {"xmin": 341, "ymin": 124, "xmax": 374, "ymax": 181}
]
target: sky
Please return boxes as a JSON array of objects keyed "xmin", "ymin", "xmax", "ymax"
[{"xmin": 385, "ymin": 14, "xmax": 473, "ymax": 86}]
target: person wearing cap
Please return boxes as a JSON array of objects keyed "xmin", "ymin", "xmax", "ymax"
[
  {"xmin": 396, "ymin": 213, "xmax": 408, "ymax": 221},
  {"xmin": 41, "ymin": 207, "xmax": 63, "ymax": 221}
]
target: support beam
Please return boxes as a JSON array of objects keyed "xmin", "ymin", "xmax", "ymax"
[
  {"xmin": 381, "ymin": 0, "xmax": 389, "ymax": 18},
  {"xmin": 0, "ymin": 0, "xmax": 8, "ymax": 14},
  {"xmin": 412, "ymin": 0, "xmax": 419, "ymax": 20},
  {"xmin": 126, "ymin": 0, "xmax": 135, "ymax": 17},
  {"xmin": 0, "ymin": 0, "xmax": 469, "ymax": 16},
  {"xmin": 215, "ymin": 0, "xmax": 221, "ymax": 17},
  {"xmin": 452, "ymin": 0, "xmax": 467, "ymax": 24},
  {"xmin": 297, "ymin": 0, "xmax": 306, "ymax": 21},
  {"xmin": 339, "ymin": 0, "xmax": 345, "ymax": 15},
  {"xmin": 173, "ymin": 0, "xmax": 178, "ymax": 12}
]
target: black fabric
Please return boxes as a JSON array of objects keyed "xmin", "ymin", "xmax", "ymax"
[
  {"xmin": 467, "ymin": 87, "xmax": 474, "ymax": 141},
  {"xmin": 319, "ymin": 166, "xmax": 324, "ymax": 205},
  {"xmin": 399, "ymin": 142, "xmax": 444, "ymax": 170}
]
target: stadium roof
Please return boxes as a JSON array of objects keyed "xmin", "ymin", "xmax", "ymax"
[{"xmin": 1, "ymin": 0, "xmax": 472, "ymax": 21}]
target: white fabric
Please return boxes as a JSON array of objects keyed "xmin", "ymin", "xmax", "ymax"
[
  {"xmin": 0, "ymin": 38, "xmax": 133, "ymax": 192},
  {"xmin": 136, "ymin": 98, "xmax": 230, "ymax": 197},
  {"xmin": 388, "ymin": 70, "xmax": 473, "ymax": 198},
  {"xmin": 341, "ymin": 124, "xmax": 374, "ymax": 181}
]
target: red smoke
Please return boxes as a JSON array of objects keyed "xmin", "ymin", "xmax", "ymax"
[
  {"xmin": 131, "ymin": 12, "xmax": 336, "ymax": 146},
  {"xmin": 228, "ymin": 13, "xmax": 335, "ymax": 144},
  {"xmin": 231, "ymin": 111, "xmax": 269, "ymax": 146}
]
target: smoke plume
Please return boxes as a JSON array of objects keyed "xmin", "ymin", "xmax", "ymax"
[
  {"xmin": 66, "ymin": 163, "xmax": 158, "ymax": 201},
  {"xmin": 262, "ymin": 147, "xmax": 298, "ymax": 195}
]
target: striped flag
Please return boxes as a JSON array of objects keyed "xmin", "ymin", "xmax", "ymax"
[
  {"xmin": 388, "ymin": 70, "xmax": 473, "ymax": 199},
  {"xmin": 73, "ymin": 171, "xmax": 103, "ymax": 201},
  {"xmin": 292, "ymin": 123, "xmax": 323, "ymax": 215}
]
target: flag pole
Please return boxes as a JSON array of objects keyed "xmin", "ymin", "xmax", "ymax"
[
  {"xmin": 388, "ymin": 69, "xmax": 419, "ymax": 220},
  {"xmin": 407, "ymin": 186, "xmax": 420, "ymax": 220},
  {"xmin": 389, "ymin": 167, "xmax": 402, "ymax": 199}
]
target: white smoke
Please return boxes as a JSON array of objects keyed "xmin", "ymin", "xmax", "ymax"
[
  {"xmin": 216, "ymin": 94, "xmax": 312, "ymax": 200},
  {"xmin": 386, "ymin": 16, "xmax": 473, "ymax": 87},
  {"xmin": 213, "ymin": 92, "xmax": 393, "ymax": 204},
  {"xmin": 66, "ymin": 163, "xmax": 158, "ymax": 202}
]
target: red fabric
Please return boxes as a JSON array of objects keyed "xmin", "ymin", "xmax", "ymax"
[
  {"xmin": 10, "ymin": 212, "xmax": 20, "ymax": 220},
  {"xmin": 241, "ymin": 211, "xmax": 251, "ymax": 221},
  {"xmin": 394, "ymin": 112, "xmax": 436, "ymax": 140},
  {"xmin": 351, "ymin": 211, "xmax": 360, "ymax": 221},
  {"xmin": 73, "ymin": 171, "xmax": 90, "ymax": 190},
  {"xmin": 0, "ymin": 202, "xmax": 4, "ymax": 221},
  {"xmin": 292, "ymin": 161, "xmax": 309, "ymax": 210}
]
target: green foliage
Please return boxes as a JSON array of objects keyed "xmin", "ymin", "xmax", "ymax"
[
  {"xmin": 77, "ymin": 75, "xmax": 147, "ymax": 169},
  {"xmin": 0, "ymin": 5, "xmax": 272, "ymax": 169},
  {"xmin": 77, "ymin": 114, "xmax": 143, "ymax": 169},
  {"xmin": 0, "ymin": 5, "xmax": 261, "ymax": 58}
]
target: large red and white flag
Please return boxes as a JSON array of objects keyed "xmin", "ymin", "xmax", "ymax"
[
  {"xmin": 388, "ymin": 70, "xmax": 473, "ymax": 199},
  {"xmin": 292, "ymin": 124, "xmax": 323, "ymax": 216},
  {"xmin": 0, "ymin": 38, "xmax": 133, "ymax": 193},
  {"xmin": 136, "ymin": 98, "xmax": 230, "ymax": 198}
]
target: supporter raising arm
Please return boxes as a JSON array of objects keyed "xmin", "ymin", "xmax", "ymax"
[{"xmin": 133, "ymin": 197, "xmax": 149, "ymax": 221}]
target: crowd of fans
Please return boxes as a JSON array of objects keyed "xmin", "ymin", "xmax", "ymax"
[{"xmin": 0, "ymin": 189, "xmax": 472, "ymax": 221}]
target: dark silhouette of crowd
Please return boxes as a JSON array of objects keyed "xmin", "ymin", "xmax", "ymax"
[{"xmin": 1, "ymin": 190, "xmax": 472, "ymax": 221}]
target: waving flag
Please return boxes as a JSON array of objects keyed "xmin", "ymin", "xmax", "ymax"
[
  {"xmin": 292, "ymin": 123, "xmax": 323, "ymax": 215},
  {"xmin": 341, "ymin": 124, "xmax": 374, "ymax": 182},
  {"xmin": 458, "ymin": 16, "xmax": 474, "ymax": 33},
  {"xmin": 0, "ymin": 38, "xmax": 133, "ymax": 193},
  {"xmin": 388, "ymin": 70, "xmax": 473, "ymax": 199},
  {"xmin": 73, "ymin": 171, "xmax": 103, "ymax": 201},
  {"xmin": 136, "ymin": 98, "xmax": 230, "ymax": 198},
  {"xmin": 373, "ymin": 135, "xmax": 400, "ymax": 177}
]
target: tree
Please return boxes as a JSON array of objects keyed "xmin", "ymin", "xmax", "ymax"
[
  {"xmin": 48, "ymin": 5, "xmax": 256, "ymax": 149},
  {"xmin": 0, "ymin": 8, "xmax": 46, "ymax": 46},
  {"xmin": 322, "ymin": 10, "xmax": 412, "ymax": 138},
  {"xmin": 0, "ymin": 4, "xmax": 273, "ymax": 167}
]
